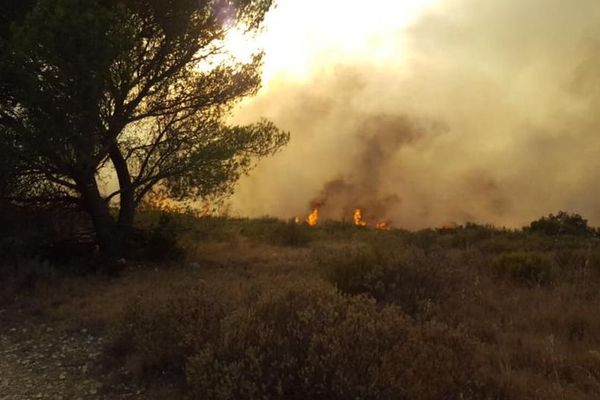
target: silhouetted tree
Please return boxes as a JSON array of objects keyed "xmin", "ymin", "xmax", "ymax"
[
  {"xmin": 527, "ymin": 211, "xmax": 593, "ymax": 237},
  {"xmin": 0, "ymin": 0, "xmax": 288, "ymax": 257}
]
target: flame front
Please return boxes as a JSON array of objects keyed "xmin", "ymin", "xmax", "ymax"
[
  {"xmin": 376, "ymin": 222, "xmax": 392, "ymax": 231},
  {"xmin": 440, "ymin": 222, "xmax": 458, "ymax": 230},
  {"xmin": 307, "ymin": 208, "xmax": 320, "ymax": 226},
  {"xmin": 353, "ymin": 208, "xmax": 367, "ymax": 226}
]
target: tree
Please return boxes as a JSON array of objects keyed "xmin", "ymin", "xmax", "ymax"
[
  {"xmin": 527, "ymin": 211, "xmax": 593, "ymax": 237},
  {"xmin": 0, "ymin": 0, "xmax": 289, "ymax": 257}
]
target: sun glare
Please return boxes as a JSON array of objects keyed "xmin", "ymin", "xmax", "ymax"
[
  {"xmin": 223, "ymin": 0, "xmax": 439, "ymax": 84},
  {"xmin": 223, "ymin": 27, "xmax": 259, "ymax": 64}
]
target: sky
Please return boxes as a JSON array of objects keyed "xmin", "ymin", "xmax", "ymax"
[{"xmin": 225, "ymin": 0, "xmax": 600, "ymax": 229}]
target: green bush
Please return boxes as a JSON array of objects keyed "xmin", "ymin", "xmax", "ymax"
[
  {"xmin": 114, "ymin": 280, "xmax": 484, "ymax": 399},
  {"xmin": 408, "ymin": 229, "xmax": 440, "ymax": 250},
  {"xmin": 493, "ymin": 252, "xmax": 557, "ymax": 286},
  {"xmin": 129, "ymin": 213, "xmax": 185, "ymax": 262},
  {"xmin": 318, "ymin": 246, "xmax": 447, "ymax": 315},
  {"xmin": 269, "ymin": 220, "xmax": 313, "ymax": 247},
  {"xmin": 111, "ymin": 283, "xmax": 228, "ymax": 378},
  {"xmin": 527, "ymin": 211, "xmax": 593, "ymax": 237},
  {"xmin": 186, "ymin": 282, "xmax": 481, "ymax": 400}
]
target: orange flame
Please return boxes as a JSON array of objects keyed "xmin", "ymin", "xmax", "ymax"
[
  {"xmin": 293, "ymin": 216, "xmax": 301, "ymax": 224},
  {"xmin": 353, "ymin": 208, "xmax": 367, "ymax": 226},
  {"xmin": 307, "ymin": 208, "xmax": 319, "ymax": 226},
  {"xmin": 376, "ymin": 222, "xmax": 392, "ymax": 231},
  {"xmin": 142, "ymin": 187, "xmax": 180, "ymax": 213},
  {"xmin": 439, "ymin": 222, "xmax": 458, "ymax": 230},
  {"xmin": 200, "ymin": 203, "xmax": 212, "ymax": 218}
]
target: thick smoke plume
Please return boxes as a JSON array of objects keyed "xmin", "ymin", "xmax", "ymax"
[
  {"xmin": 230, "ymin": 0, "xmax": 600, "ymax": 228},
  {"xmin": 308, "ymin": 115, "xmax": 436, "ymax": 224}
]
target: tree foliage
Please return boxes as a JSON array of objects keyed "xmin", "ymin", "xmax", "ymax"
[
  {"xmin": 0, "ymin": 0, "xmax": 288, "ymax": 256},
  {"xmin": 527, "ymin": 211, "xmax": 593, "ymax": 237}
]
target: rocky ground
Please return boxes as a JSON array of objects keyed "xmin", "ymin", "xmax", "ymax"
[{"xmin": 0, "ymin": 306, "xmax": 146, "ymax": 400}]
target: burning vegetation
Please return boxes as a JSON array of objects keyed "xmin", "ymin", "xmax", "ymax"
[
  {"xmin": 299, "ymin": 205, "xmax": 392, "ymax": 230},
  {"xmin": 306, "ymin": 208, "xmax": 320, "ymax": 226},
  {"xmin": 375, "ymin": 222, "xmax": 392, "ymax": 231},
  {"xmin": 353, "ymin": 208, "xmax": 367, "ymax": 227}
]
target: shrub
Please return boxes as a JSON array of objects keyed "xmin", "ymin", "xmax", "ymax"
[
  {"xmin": 493, "ymin": 252, "xmax": 557, "ymax": 286},
  {"xmin": 408, "ymin": 229, "xmax": 439, "ymax": 250},
  {"xmin": 318, "ymin": 246, "xmax": 447, "ymax": 316},
  {"xmin": 129, "ymin": 213, "xmax": 184, "ymax": 262},
  {"xmin": 111, "ymin": 283, "xmax": 228, "ymax": 378},
  {"xmin": 528, "ymin": 211, "xmax": 593, "ymax": 237},
  {"xmin": 0, "ymin": 257, "xmax": 55, "ymax": 306},
  {"xmin": 186, "ymin": 282, "xmax": 482, "ymax": 400},
  {"xmin": 587, "ymin": 247, "xmax": 600, "ymax": 276},
  {"xmin": 269, "ymin": 220, "xmax": 313, "ymax": 247},
  {"xmin": 114, "ymin": 280, "xmax": 484, "ymax": 399}
]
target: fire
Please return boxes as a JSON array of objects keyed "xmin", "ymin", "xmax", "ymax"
[
  {"xmin": 376, "ymin": 222, "xmax": 392, "ymax": 231},
  {"xmin": 353, "ymin": 208, "xmax": 367, "ymax": 226},
  {"xmin": 142, "ymin": 187, "xmax": 181, "ymax": 213},
  {"xmin": 440, "ymin": 222, "xmax": 458, "ymax": 230},
  {"xmin": 294, "ymin": 216, "xmax": 301, "ymax": 224},
  {"xmin": 307, "ymin": 208, "xmax": 320, "ymax": 226},
  {"xmin": 200, "ymin": 202, "xmax": 212, "ymax": 218}
]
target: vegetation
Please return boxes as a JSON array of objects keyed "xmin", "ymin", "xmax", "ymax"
[
  {"xmin": 527, "ymin": 211, "xmax": 594, "ymax": 237},
  {"xmin": 317, "ymin": 246, "xmax": 447, "ymax": 316},
  {"xmin": 0, "ymin": 0, "xmax": 288, "ymax": 258},
  {"xmin": 3, "ymin": 211, "xmax": 600, "ymax": 399},
  {"xmin": 493, "ymin": 251, "xmax": 557, "ymax": 286}
]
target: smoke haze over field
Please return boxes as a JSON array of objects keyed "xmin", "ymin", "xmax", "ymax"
[{"xmin": 229, "ymin": 0, "xmax": 600, "ymax": 228}]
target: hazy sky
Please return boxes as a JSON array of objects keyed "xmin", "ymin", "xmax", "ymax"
[{"xmin": 226, "ymin": 0, "xmax": 600, "ymax": 228}]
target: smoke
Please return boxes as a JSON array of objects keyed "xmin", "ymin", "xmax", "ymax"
[{"xmin": 230, "ymin": 0, "xmax": 600, "ymax": 228}]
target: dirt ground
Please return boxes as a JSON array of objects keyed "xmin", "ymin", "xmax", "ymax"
[{"xmin": 0, "ymin": 302, "xmax": 148, "ymax": 400}]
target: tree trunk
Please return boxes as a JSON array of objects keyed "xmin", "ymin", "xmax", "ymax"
[
  {"xmin": 78, "ymin": 175, "xmax": 122, "ymax": 259},
  {"xmin": 110, "ymin": 145, "xmax": 135, "ymax": 249},
  {"xmin": 73, "ymin": 144, "xmax": 136, "ymax": 260}
]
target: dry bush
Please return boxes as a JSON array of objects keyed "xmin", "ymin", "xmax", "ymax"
[
  {"xmin": 110, "ymin": 282, "xmax": 230, "ymax": 379},
  {"xmin": 268, "ymin": 220, "xmax": 314, "ymax": 247},
  {"xmin": 186, "ymin": 281, "xmax": 483, "ymax": 400},
  {"xmin": 112, "ymin": 279, "xmax": 485, "ymax": 399},
  {"xmin": 11, "ymin": 214, "xmax": 600, "ymax": 400},
  {"xmin": 493, "ymin": 252, "xmax": 558, "ymax": 286}
]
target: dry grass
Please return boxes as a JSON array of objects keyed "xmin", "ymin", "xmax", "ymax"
[{"xmin": 3, "ymin": 215, "xmax": 600, "ymax": 399}]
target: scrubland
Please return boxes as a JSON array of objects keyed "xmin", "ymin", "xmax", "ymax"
[{"xmin": 2, "ymin": 212, "xmax": 600, "ymax": 399}]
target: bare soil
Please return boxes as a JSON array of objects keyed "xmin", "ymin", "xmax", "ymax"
[{"xmin": 0, "ymin": 301, "xmax": 149, "ymax": 400}]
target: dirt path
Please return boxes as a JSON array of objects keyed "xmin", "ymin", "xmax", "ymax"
[{"xmin": 0, "ymin": 307, "xmax": 144, "ymax": 400}]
